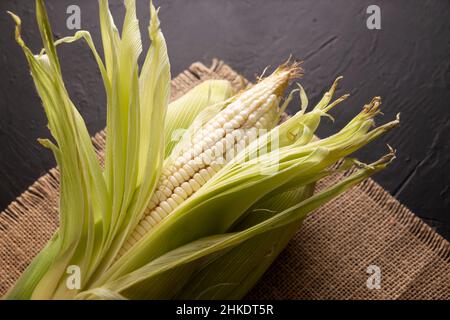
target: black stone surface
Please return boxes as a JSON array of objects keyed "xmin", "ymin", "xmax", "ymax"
[{"xmin": 0, "ymin": 1, "xmax": 449, "ymax": 238}]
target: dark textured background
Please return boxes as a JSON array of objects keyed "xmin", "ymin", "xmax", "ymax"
[{"xmin": 0, "ymin": 1, "xmax": 449, "ymax": 239}]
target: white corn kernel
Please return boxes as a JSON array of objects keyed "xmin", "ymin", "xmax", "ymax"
[
  {"xmin": 152, "ymin": 209, "xmax": 164, "ymax": 222},
  {"xmin": 183, "ymin": 164, "xmax": 195, "ymax": 176},
  {"xmin": 189, "ymin": 179, "xmax": 201, "ymax": 192},
  {"xmin": 199, "ymin": 168, "xmax": 211, "ymax": 181},
  {"xmin": 178, "ymin": 168, "xmax": 190, "ymax": 180},
  {"xmin": 173, "ymin": 172, "xmax": 184, "ymax": 184},
  {"xmin": 145, "ymin": 215, "xmax": 158, "ymax": 227},
  {"xmin": 167, "ymin": 198, "xmax": 178, "ymax": 209},
  {"xmin": 155, "ymin": 190, "xmax": 166, "ymax": 202},
  {"xmin": 180, "ymin": 182, "xmax": 193, "ymax": 196},
  {"xmin": 174, "ymin": 186, "xmax": 188, "ymax": 199},
  {"xmin": 160, "ymin": 186, "xmax": 172, "ymax": 197},
  {"xmin": 134, "ymin": 225, "xmax": 147, "ymax": 237},
  {"xmin": 140, "ymin": 219, "xmax": 152, "ymax": 230},
  {"xmin": 187, "ymin": 159, "xmax": 199, "ymax": 171},
  {"xmin": 171, "ymin": 193, "xmax": 184, "ymax": 205},
  {"xmin": 224, "ymin": 122, "xmax": 234, "ymax": 130},
  {"xmin": 193, "ymin": 172, "xmax": 206, "ymax": 185},
  {"xmin": 169, "ymin": 176, "xmax": 180, "ymax": 188},
  {"xmin": 160, "ymin": 201, "xmax": 172, "ymax": 213}
]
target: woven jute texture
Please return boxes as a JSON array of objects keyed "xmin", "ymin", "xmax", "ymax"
[{"xmin": 1, "ymin": 60, "xmax": 449, "ymax": 299}]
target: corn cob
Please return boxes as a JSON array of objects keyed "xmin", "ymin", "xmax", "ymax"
[
  {"xmin": 9, "ymin": 0, "xmax": 400, "ymax": 300},
  {"xmin": 118, "ymin": 63, "xmax": 301, "ymax": 256}
]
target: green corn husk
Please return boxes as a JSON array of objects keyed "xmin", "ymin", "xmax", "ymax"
[
  {"xmin": 164, "ymin": 80, "xmax": 235, "ymax": 157},
  {"xmin": 6, "ymin": 0, "xmax": 399, "ymax": 300}
]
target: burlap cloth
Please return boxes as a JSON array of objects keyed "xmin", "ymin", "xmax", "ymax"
[{"xmin": 1, "ymin": 60, "xmax": 449, "ymax": 300}]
